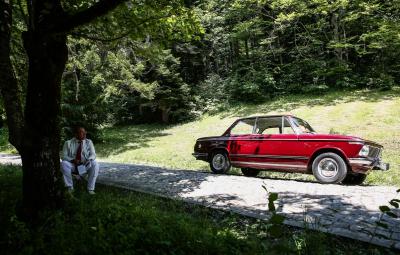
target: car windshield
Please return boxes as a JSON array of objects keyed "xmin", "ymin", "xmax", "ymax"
[{"xmin": 291, "ymin": 117, "xmax": 315, "ymax": 134}]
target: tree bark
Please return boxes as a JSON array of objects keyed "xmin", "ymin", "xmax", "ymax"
[{"xmin": 17, "ymin": 0, "xmax": 69, "ymax": 218}]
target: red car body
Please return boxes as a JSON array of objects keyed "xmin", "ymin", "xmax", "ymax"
[{"xmin": 193, "ymin": 115, "xmax": 389, "ymax": 184}]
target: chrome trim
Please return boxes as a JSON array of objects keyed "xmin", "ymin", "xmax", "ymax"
[
  {"xmin": 348, "ymin": 141, "xmax": 364, "ymax": 145},
  {"xmin": 348, "ymin": 158, "xmax": 373, "ymax": 165},
  {"xmin": 231, "ymin": 161, "xmax": 307, "ymax": 169},
  {"xmin": 230, "ymin": 154, "xmax": 308, "ymax": 160},
  {"xmin": 198, "ymin": 137, "xmax": 357, "ymax": 142},
  {"xmin": 192, "ymin": 153, "xmax": 208, "ymax": 157},
  {"xmin": 288, "ymin": 116, "xmax": 301, "ymax": 135}
]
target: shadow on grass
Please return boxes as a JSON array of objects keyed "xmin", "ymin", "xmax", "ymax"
[
  {"xmin": 213, "ymin": 88, "xmax": 400, "ymax": 119},
  {"xmin": 98, "ymin": 162, "xmax": 399, "ymax": 249},
  {"xmin": 96, "ymin": 124, "xmax": 172, "ymax": 157}
]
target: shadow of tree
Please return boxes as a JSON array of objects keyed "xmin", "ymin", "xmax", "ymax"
[
  {"xmin": 96, "ymin": 124, "xmax": 172, "ymax": 157},
  {"xmin": 97, "ymin": 161, "xmax": 400, "ymax": 247}
]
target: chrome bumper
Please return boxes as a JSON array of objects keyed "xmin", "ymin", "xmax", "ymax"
[
  {"xmin": 192, "ymin": 153, "xmax": 208, "ymax": 161},
  {"xmin": 349, "ymin": 158, "xmax": 390, "ymax": 171}
]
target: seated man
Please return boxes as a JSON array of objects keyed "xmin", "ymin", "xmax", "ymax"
[{"xmin": 61, "ymin": 126, "xmax": 99, "ymax": 195}]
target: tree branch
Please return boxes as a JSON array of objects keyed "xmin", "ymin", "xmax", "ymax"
[
  {"xmin": 70, "ymin": 13, "xmax": 173, "ymax": 42},
  {"xmin": 54, "ymin": 0, "xmax": 128, "ymax": 33}
]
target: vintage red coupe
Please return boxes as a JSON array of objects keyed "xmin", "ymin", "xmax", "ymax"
[{"xmin": 192, "ymin": 115, "xmax": 389, "ymax": 184}]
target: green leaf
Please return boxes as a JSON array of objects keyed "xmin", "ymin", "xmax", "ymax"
[
  {"xmin": 270, "ymin": 214, "xmax": 285, "ymax": 225},
  {"xmin": 269, "ymin": 193, "xmax": 278, "ymax": 202},
  {"xmin": 389, "ymin": 201, "xmax": 399, "ymax": 209},
  {"xmin": 262, "ymin": 185, "xmax": 268, "ymax": 192},
  {"xmin": 269, "ymin": 224, "xmax": 283, "ymax": 238},
  {"xmin": 379, "ymin": 206, "xmax": 390, "ymax": 213},
  {"xmin": 268, "ymin": 201, "xmax": 276, "ymax": 212}
]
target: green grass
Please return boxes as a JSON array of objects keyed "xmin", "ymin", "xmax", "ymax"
[
  {"xmin": 94, "ymin": 88, "xmax": 400, "ymax": 186},
  {"xmin": 0, "ymin": 165, "xmax": 395, "ymax": 255},
  {"xmin": 1, "ymin": 88, "xmax": 399, "ymax": 185}
]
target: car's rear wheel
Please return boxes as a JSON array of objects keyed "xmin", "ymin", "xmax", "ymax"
[
  {"xmin": 210, "ymin": 151, "xmax": 231, "ymax": 174},
  {"xmin": 312, "ymin": 152, "xmax": 347, "ymax": 184},
  {"xmin": 241, "ymin": 168, "xmax": 260, "ymax": 177},
  {"xmin": 342, "ymin": 173, "xmax": 367, "ymax": 185}
]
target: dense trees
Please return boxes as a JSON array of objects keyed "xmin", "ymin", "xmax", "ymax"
[
  {"xmin": 193, "ymin": 0, "xmax": 400, "ymax": 101},
  {"xmin": 64, "ymin": 0, "xmax": 400, "ymax": 130}
]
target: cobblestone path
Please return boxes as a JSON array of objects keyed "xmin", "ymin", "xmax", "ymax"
[{"xmin": 1, "ymin": 154, "xmax": 399, "ymax": 249}]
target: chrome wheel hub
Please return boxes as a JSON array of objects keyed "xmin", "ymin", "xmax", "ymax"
[
  {"xmin": 317, "ymin": 158, "xmax": 338, "ymax": 178},
  {"xmin": 212, "ymin": 154, "xmax": 226, "ymax": 170}
]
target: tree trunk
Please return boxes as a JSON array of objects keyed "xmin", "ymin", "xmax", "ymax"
[{"xmin": 19, "ymin": 30, "xmax": 68, "ymax": 219}]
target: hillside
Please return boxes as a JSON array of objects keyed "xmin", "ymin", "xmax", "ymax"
[{"xmin": 95, "ymin": 88, "xmax": 400, "ymax": 186}]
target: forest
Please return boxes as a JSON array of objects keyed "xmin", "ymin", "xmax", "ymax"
[
  {"xmin": 1, "ymin": 1, "xmax": 400, "ymax": 253},
  {"xmin": 3, "ymin": 0, "xmax": 399, "ymax": 138}
]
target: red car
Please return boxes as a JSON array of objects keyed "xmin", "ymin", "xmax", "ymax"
[{"xmin": 192, "ymin": 115, "xmax": 389, "ymax": 184}]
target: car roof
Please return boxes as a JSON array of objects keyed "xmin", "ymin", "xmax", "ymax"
[{"xmin": 236, "ymin": 115, "xmax": 294, "ymax": 121}]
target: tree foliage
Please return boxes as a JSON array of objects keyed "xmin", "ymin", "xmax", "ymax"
[{"xmin": 191, "ymin": 0, "xmax": 400, "ymax": 103}]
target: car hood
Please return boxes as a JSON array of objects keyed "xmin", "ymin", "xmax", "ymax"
[{"xmin": 300, "ymin": 133, "xmax": 383, "ymax": 147}]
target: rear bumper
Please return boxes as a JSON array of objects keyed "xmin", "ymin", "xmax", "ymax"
[
  {"xmin": 192, "ymin": 153, "xmax": 208, "ymax": 161},
  {"xmin": 349, "ymin": 158, "xmax": 390, "ymax": 173}
]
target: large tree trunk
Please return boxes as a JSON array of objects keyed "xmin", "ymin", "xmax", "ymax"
[{"xmin": 19, "ymin": 30, "xmax": 68, "ymax": 218}]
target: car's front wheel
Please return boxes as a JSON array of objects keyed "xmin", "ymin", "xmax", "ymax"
[
  {"xmin": 241, "ymin": 168, "xmax": 260, "ymax": 177},
  {"xmin": 312, "ymin": 152, "xmax": 347, "ymax": 184},
  {"xmin": 342, "ymin": 173, "xmax": 367, "ymax": 185},
  {"xmin": 210, "ymin": 151, "xmax": 231, "ymax": 174}
]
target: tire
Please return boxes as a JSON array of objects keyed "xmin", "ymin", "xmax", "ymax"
[
  {"xmin": 209, "ymin": 151, "xmax": 231, "ymax": 174},
  {"xmin": 342, "ymin": 173, "xmax": 367, "ymax": 185},
  {"xmin": 312, "ymin": 152, "xmax": 347, "ymax": 184},
  {"xmin": 241, "ymin": 168, "xmax": 260, "ymax": 177}
]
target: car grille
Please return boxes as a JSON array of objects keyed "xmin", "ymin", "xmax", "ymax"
[{"xmin": 368, "ymin": 146, "xmax": 381, "ymax": 159}]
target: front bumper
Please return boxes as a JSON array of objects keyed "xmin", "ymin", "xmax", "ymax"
[
  {"xmin": 192, "ymin": 152, "xmax": 208, "ymax": 161},
  {"xmin": 349, "ymin": 158, "xmax": 390, "ymax": 172}
]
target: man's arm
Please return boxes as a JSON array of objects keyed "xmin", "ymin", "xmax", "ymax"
[
  {"xmin": 87, "ymin": 140, "xmax": 96, "ymax": 160},
  {"xmin": 62, "ymin": 141, "xmax": 74, "ymax": 161}
]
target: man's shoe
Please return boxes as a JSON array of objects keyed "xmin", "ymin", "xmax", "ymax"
[{"xmin": 88, "ymin": 190, "xmax": 96, "ymax": 195}]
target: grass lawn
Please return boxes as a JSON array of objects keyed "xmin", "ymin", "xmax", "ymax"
[
  {"xmin": 94, "ymin": 88, "xmax": 400, "ymax": 186},
  {"xmin": 0, "ymin": 165, "xmax": 396, "ymax": 255},
  {"xmin": 1, "ymin": 88, "xmax": 399, "ymax": 186}
]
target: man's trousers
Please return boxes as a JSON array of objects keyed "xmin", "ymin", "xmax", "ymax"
[{"xmin": 61, "ymin": 160, "xmax": 99, "ymax": 191}]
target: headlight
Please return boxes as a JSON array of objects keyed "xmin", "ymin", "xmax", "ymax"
[{"xmin": 359, "ymin": 145, "xmax": 370, "ymax": 157}]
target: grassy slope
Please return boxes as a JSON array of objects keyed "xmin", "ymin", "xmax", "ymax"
[
  {"xmin": 0, "ymin": 165, "xmax": 394, "ymax": 254},
  {"xmin": 96, "ymin": 88, "xmax": 400, "ymax": 186}
]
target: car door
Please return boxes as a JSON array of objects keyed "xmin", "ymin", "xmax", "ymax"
[
  {"xmin": 248, "ymin": 116, "xmax": 307, "ymax": 171},
  {"xmin": 227, "ymin": 118, "xmax": 257, "ymax": 157}
]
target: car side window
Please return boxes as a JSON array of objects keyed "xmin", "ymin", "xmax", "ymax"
[
  {"xmin": 283, "ymin": 118, "xmax": 295, "ymax": 134},
  {"xmin": 255, "ymin": 117, "xmax": 295, "ymax": 134},
  {"xmin": 230, "ymin": 119, "xmax": 255, "ymax": 135},
  {"xmin": 255, "ymin": 117, "xmax": 282, "ymax": 134}
]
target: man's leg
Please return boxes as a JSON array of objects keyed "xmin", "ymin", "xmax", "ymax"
[
  {"xmin": 87, "ymin": 160, "xmax": 99, "ymax": 191},
  {"xmin": 61, "ymin": 160, "xmax": 74, "ymax": 189}
]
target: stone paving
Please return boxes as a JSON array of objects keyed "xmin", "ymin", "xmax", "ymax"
[{"xmin": 1, "ymin": 154, "xmax": 399, "ymax": 249}]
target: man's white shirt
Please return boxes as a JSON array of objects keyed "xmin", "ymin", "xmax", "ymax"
[{"xmin": 62, "ymin": 138, "xmax": 96, "ymax": 163}]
